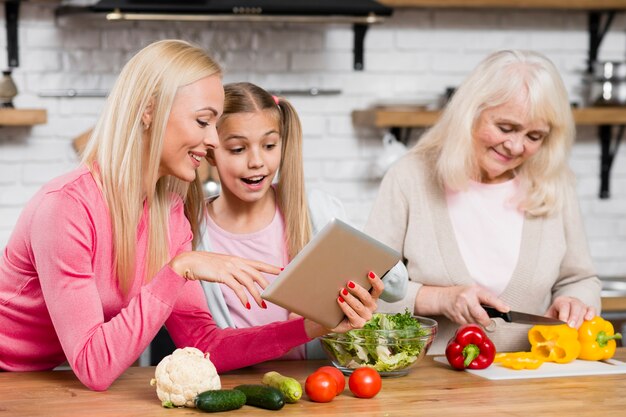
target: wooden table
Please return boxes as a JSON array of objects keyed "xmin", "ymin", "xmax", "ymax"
[{"xmin": 2, "ymin": 350, "xmax": 625, "ymax": 416}]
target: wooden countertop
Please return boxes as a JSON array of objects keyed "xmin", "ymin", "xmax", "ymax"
[
  {"xmin": 2, "ymin": 351, "xmax": 625, "ymax": 416},
  {"xmin": 352, "ymin": 106, "xmax": 626, "ymax": 129}
]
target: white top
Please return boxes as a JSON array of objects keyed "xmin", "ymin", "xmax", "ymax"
[
  {"xmin": 204, "ymin": 204, "xmax": 305, "ymax": 360},
  {"xmin": 445, "ymin": 179, "xmax": 523, "ymax": 296}
]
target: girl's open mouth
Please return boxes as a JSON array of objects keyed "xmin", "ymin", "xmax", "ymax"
[{"xmin": 241, "ymin": 176, "xmax": 265, "ymax": 185}]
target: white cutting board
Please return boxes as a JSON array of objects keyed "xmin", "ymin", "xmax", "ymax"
[{"xmin": 433, "ymin": 356, "xmax": 626, "ymax": 380}]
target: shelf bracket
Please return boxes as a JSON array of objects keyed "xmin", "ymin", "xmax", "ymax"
[
  {"xmin": 599, "ymin": 124, "xmax": 625, "ymax": 199},
  {"xmin": 5, "ymin": 0, "xmax": 19, "ymax": 68},
  {"xmin": 390, "ymin": 127, "xmax": 414, "ymax": 146},
  {"xmin": 587, "ymin": 10, "xmax": 616, "ymax": 74},
  {"xmin": 353, "ymin": 23, "xmax": 368, "ymax": 71}
]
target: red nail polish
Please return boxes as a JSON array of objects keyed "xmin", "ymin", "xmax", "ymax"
[
  {"xmin": 261, "ymin": 300, "xmax": 267, "ymax": 309},
  {"xmin": 246, "ymin": 302, "xmax": 251, "ymax": 310},
  {"xmin": 342, "ymin": 288, "xmax": 349, "ymax": 296},
  {"xmin": 368, "ymin": 271, "xmax": 375, "ymax": 279},
  {"xmin": 348, "ymin": 281, "xmax": 356, "ymax": 289},
  {"xmin": 280, "ymin": 267, "xmax": 284, "ymax": 271},
  {"xmin": 338, "ymin": 296, "xmax": 345, "ymax": 303}
]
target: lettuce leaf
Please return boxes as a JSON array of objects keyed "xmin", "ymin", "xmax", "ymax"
[{"xmin": 322, "ymin": 309, "xmax": 427, "ymax": 372}]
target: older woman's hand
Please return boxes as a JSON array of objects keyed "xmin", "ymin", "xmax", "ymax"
[
  {"xmin": 545, "ymin": 296, "xmax": 596, "ymax": 328},
  {"xmin": 433, "ymin": 284, "xmax": 510, "ymax": 328},
  {"xmin": 303, "ymin": 271, "xmax": 384, "ymax": 338}
]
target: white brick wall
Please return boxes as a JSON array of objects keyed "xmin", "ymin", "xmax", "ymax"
[{"xmin": 2, "ymin": 3, "xmax": 626, "ymax": 277}]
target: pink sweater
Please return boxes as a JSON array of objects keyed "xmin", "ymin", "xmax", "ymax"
[{"xmin": 0, "ymin": 166, "xmax": 309, "ymax": 390}]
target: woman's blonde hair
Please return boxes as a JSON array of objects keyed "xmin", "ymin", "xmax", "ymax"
[
  {"xmin": 81, "ymin": 39, "xmax": 222, "ymax": 295},
  {"xmin": 215, "ymin": 82, "xmax": 312, "ymax": 260},
  {"xmin": 414, "ymin": 49, "xmax": 575, "ymax": 216}
]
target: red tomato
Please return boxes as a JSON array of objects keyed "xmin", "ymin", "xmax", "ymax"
[
  {"xmin": 305, "ymin": 371, "xmax": 337, "ymax": 403},
  {"xmin": 317, "ymin": 366, "xmax": 346, "ymax": 395},
  {"xmin": 348, "ymin": 367, "xmax": 382, "ymax": 399}
]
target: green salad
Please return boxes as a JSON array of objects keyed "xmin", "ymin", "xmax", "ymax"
[{"xmin": 321, "ymin": 310, "xmax": 428, "ymax": 372}]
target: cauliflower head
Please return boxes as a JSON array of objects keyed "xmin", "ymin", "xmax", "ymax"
[{"xmin": 150, "ymin": 347, "xmax": 221, "ymax": 408}]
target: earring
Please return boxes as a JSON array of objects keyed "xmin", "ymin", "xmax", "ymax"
[{"xmin": 144, "ymin": 122, "xmax": 150, "ymax": 130}]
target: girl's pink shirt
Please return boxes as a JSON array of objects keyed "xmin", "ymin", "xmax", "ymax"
[
  {"xmin": 205, "ymin": 206, "xmax": 305, "ymax": 359},
  {"xmin": 0, "ymin": 166, "xmax": 309, "ymax": 390},
  {"xmin": 445, "ymin": 179, "xmax": 524, "ymax": 295}
]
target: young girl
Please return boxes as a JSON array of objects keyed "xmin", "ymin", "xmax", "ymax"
[
  {"xmin": 195, "ymin": 82, "xmax": 408, "ymax": 359},
  {"xmin": 0, "ymin": 41, "xmax": 383, "ymax": 390}
]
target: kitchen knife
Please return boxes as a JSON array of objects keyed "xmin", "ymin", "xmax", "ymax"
[{"xmin": 481, "ymin": 305, "xmax": 566, "ymax": 325}]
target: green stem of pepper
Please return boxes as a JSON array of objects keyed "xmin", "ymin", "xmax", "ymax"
[
  {"xmin": 596, "ymin": 331, "xmax": 623, "ymax": 348},
  {"xmin": 462, "ymin": 344, "xmax": 480, "ymax": 368}
]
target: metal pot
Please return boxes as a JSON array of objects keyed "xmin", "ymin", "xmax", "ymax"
[
  {"xmin": 586, "ymin": 60, "xmax": 626, "ymax": 106},
  {"xmin": 590, "ymin": 79, "xmax": 626, "ymax": 106},
  {"xmin": 593, "ymin": 60, "xmax": 626, "ymax": 80}
]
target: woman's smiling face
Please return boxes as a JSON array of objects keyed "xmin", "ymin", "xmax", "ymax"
[
  {"xmin": 210, "ymin": 110, "xmax": 282, "ymax": 204},
  {"xmin": 158, "ymin": 75, "xmax": 224, "ymax": 183},
  {"xmin": 472, "ymin": 94, "xmax": 550, "ymax": 184}
]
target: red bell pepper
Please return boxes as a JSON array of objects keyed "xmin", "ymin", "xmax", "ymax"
[{"xmin": 445, "ymin": 324, "xmax": 496, "ymax": 370}]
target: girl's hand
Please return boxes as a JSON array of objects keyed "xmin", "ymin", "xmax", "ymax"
[
  {"xmin": 303, "ymin": 271, "xmax": 384, "ymax": 338},
  {"xmin": 169, "ymin": 251, "xmax": 281, "ymax": 309},
  {"xmin": 545, "ymin": 296, "xmax": 596, "ymax": 328},
  {"xmin": 420, "ymin": 284, "xmax": 509, "ymax": 328}
]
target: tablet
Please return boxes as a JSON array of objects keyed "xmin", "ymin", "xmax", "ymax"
[{"xmin": 261, "ymin": 218, "xmax": 401, "ymax": 329}]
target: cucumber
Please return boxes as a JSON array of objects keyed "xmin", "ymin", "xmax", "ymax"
[
  {"xmin": 262, "ymin": 371, "xmax": 302, "ymax": 403},
  {"xmin": 194, "ymin": 389, "xmax": 246, "ymax": 413},
  {"xmin": 234, "ymin": 384, "xmax": 285, "ymax": 410}
]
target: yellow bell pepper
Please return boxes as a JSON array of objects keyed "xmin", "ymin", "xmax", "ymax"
[
  {"xmin": 577, "ymin": 316, "xmax": 623, "ymax": 361},
  {"xmin": 528, "ymin": 324, "xmax": 580, "ymax": 364},
  {"xmin": 494, "ymin": 352, "xmax": 544, "ymax": 370}
]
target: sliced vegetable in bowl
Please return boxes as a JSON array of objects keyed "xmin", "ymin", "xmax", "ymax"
[{"xmin": 320, "ymin": 310, "xmax": 437, "ymax": 376}]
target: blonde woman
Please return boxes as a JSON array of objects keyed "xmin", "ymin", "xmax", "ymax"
[
  {"xmin": 365, "ymin": 50, "xmax": 601, "ymax": 354},
  {"xmin": 0, "ymin": 40, "xmax": 383, "ymax": 390},
  {"xmin": 188, "ymin": 82, "xmax": 407, "ymax": 359}
]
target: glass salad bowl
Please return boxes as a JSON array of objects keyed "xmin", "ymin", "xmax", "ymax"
[{"xmin": 320, "ymin": 313, "xmax": 438, "ymax": 377}]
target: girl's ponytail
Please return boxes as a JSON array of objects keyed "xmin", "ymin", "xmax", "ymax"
[{"xmin": 274, "ymin": 97, "xmax": 312, "ymax": 259}]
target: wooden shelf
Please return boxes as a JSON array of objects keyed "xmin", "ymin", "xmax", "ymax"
[
  {"xmin": 0, "ymin": 108, "xmax": 47, "ymax": 126},
  {"xmin": 379, "ymin": 0, "xmax": 626, "ymax": 10},
  {"xmin": 353, "ymin": 105, "xmax": 626, "ymax": 199},
  {"xmin": 352, "ymin": 106, "xmax": 626, "ymax": 129},
  {"xmin": 603, "ymin": 296, "xmax": 626, "ymax": 312}
]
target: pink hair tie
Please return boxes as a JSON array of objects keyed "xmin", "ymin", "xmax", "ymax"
[{"xmin": 272, "ymin": 95, "xmax": 280, "ymax": 105}]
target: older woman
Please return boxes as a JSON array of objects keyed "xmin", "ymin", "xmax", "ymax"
[{"xmin": 365, "ymin": 50, "xmax": 601, "ymax": 354}]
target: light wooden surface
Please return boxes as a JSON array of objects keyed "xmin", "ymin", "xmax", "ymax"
[
  {"xmin": 1, "ymin": 350, "xmax": 625, "ymax": 416},
  {"xmin": 379, "ymin": 0, "xmax": 626, "ymax": 10},
  {"xmin": 352, "ymin": 106, "xmax": 626, "ymax": 129},
  {"xmin": 602, "ymin": 296, "xmax": 626, "ymax": 312},
  {"xmin": 0, "ymin": 108, "xmax": 47, "ymax": 126}
]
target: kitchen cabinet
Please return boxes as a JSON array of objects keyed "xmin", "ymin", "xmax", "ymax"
[
  {"xmin": 379, "ymin": 0, "xmax": 626, "ymax": 10},
  {"xmin": 0, "ymin": 108, "xmax": 47, "ymax": 126}
]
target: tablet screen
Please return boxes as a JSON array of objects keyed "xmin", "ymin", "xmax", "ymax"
[{"xmin": 261, "ymin": 218, "xmax": 400, "ymax": 329}]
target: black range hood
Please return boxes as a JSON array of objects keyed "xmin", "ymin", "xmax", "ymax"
[
  {"xmin": 56, "ymin": 0, "xmax": 393, "ymax": 70},
  {"xmin": 88, "ymin": 1, "xmax": 392, "ymax": 21}
]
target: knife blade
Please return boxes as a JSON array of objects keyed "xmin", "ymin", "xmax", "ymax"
[{"xmin": 481, "ymin": 305, "xmax": 565, "ymax": 325}]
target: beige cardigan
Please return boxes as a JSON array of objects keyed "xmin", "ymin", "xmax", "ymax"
[{"xmin": 365, "ymin": 152, "xmax": 601, "ymax": 354}]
